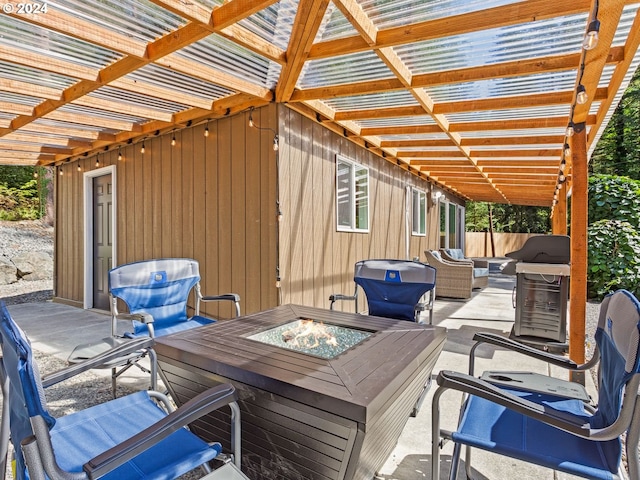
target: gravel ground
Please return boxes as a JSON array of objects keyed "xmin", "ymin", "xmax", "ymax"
[{"xmin": 0, "ymin": 220, "xmax": 53, "ymax": 304}]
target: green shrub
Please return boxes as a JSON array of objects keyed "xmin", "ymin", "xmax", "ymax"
[
  {"xmin": 588, "ymin": 174, "xmax": 640, "ymax": 229},
  {"xmin": 587, "ymin": 219, "xmax": 640, "ymax": 300},
  {"xmin": 0, "ymin": 180, "xmax": 40, "ymax": 220},
  {"xmin": 586, "ymin": 175, "xmax": 640, "ymax": 299}
]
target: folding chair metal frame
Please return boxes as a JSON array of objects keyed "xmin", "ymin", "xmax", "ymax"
[
  {"xmin": 432, "ymin": 289, "xmax": 640, "ymax": 480},
  {"xmin": 1, "ymin": 303, "xmax": 246, "ymax": 480},
  {"xmin": 68, "ymin": 258, "xmax": 241, "ymax": 395}
]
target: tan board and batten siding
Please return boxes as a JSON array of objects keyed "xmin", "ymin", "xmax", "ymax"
[{"xmin": 53, "ymin": 105, "xmax": 459, "ymax": 317}]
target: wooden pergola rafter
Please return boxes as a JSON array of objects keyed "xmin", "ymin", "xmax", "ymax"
[
  {"xmin": 0, "ymin": 0, "xmax": 638, "ymax": 207},
  {"xmin": 0, "ymin": 0, "xmax": 275, "ymax": 155}
]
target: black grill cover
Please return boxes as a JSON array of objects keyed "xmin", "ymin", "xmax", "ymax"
[{"xmin": 506, "ymin": 235, "xmax": 571, "ymax": 264}]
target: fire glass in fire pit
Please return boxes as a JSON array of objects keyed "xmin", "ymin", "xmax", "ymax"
[{"xmin": 248, "ymin": 318, "xmax": 372, "ymax": 359}]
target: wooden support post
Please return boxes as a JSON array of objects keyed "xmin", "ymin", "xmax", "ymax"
[
  {"xmin": 569, "ymin": 125, "xmax": 588, "ymax": 382},
  {"xmin": 552, "ymin": 207, "xmax": 559, "ymax": 234},
  {"xmin": 553, "ymin": 182, "xmax": 568, "ymax": 235}
]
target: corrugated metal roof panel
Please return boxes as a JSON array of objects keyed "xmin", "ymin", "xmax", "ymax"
[
  {"xmin": 0, "ymin": 14, "xmax": 121, "ymax": 68},
  {"xmin": 180, "ymin": 34, "xmax": 280, "ymax": 89},
  {"xmin": 49, "ymin": 0, "xmax": 187, "ymax": 42}
]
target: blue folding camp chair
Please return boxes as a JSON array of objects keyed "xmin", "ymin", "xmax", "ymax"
[
  {"xmin": 330, "ymin": 259, "xmax": 437, "ymax": 416},
  {"xmin": 432, "ymin": 289, "xmax": 640, "ymax": 480},
  {"xmin": 69, "ymin": 258, "xmax": 241, "ymax": 394},
  {"xmin": 107, "ymin": 258, "xmax": 240, "ymax": 338},
  {"xmin": 0, "ymin": 303, "xmax": 246, "ymax": 480},
  {"xmin": 329, "ymin": 259, "xmax": 437, "ymax": 324}
]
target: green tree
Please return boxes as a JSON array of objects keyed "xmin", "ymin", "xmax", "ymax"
[
  {"xmin": 465, "ymin": 201, "xmax": 550, "ymax": 233},
  {"xmin": 465, "ymin": 201, "xmax": 489, "ymax": 231},
  {"xmin": 0, "ymin": 165, "xmax": 38, "ymax": 188},
  {"xmin": 0, "ymin": 165, "xmax": 48, "ymax": 220},
  {"xmin": 591, "ymin": 67, "xmax": 640, "ymax": 179}
]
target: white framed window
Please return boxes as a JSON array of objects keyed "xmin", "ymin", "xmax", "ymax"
[
  {"xmin": 336, "ymin": 155, "xmax": 369, "ymax": 232},
  {"xmin": 412, "ymin": 188, "xmax": 426, "ymax": 236}
]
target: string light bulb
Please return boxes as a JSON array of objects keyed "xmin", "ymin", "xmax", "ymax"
[
  {"xmin": 560, "ymin": 158, "xmax": 567, "ymax": 172},
  {"xmin": 566, "ymin": 122, "xmax": 575, "ymax": 137},
  {"xmin": 583, "ymin": 19, "xmax": 600, "ymax": 50},
  {"xmin": 141, "ymin": 142, "xmax": 145, "ymax": 154},
  {"xmin": 204, "ymin": 126, "xmax": 209, "ymax": 137},
  {"xmin": 273, "ymin": 135, "xmax": 279, "ymax": 152},
  {"xmin": 33, "ymin": 170, "xmax": 38, "ymax": 179},
  {"xmin": 171, "ymin": 135, "xmax": 176, "ymax": 147},
  {"xmin": 118, "ymin": 149, "xmax": 122, "ymax": 161},
  {"xmin": 576, "ymin": 84, "xmax": 588, "ymax": 105},
  {"xmin": 78, "ymin": 164, "xmax": 82, "ymax": 172},
  {"xmin": 248, "ymin": 109, "xmax": 254, "ymax": 128},
  {"xmin": 95, "ymin": 158, "xmax": 99, "ymax": 168},
  {"xmin": 564, "ymin": 143, "xmax": 571, "ymax": 158},
  {"xmin": 59, "ymin": 166, "xmax": 64, "ymax": 176}
]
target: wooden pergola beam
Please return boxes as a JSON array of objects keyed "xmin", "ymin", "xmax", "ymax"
[
  {"xmin": 586, "ymin": 6, "xmax": 640, "ymax": 150},
  {"xmin": 289, "ymin": 48, "xmax": 623, "ymax": 102},
  {"xmin": 471, "ymin": 149, "xmax": 563, "ymax": 157},
  {"xmin": 462, "ymin": 136, "xmax": 565, "ymax": 146},
  {"xmin": 398, "ymin": 150, "xmax": 466, "ymax": 158},
  {"xmin": 360, "ymin": 125, "xmax": 442, "ymax": 136},
  {"xmin": 276, "ymin": 0, "xmax": 331, "ymax": 102},
  {"xmin": 309, "ymin": 0, "xmax": 593, "ymax": 59},
  {"xmin": 481, "ymin": 167, "xmax": 559, "ymax": 174},
  {"xmin": 0, "ymin": 0, "xmax": 275, "ymax": 146},
  {"xmin": 450, "ymin": 116, "xmax": 597, "ymax": 131},
  {"xmin": 434, "ymin": 89, "xmax": 607, "ymax": 114},
  {"xmin": 477, "ymin": 159, "xmax": 561, "ymax": 167},
  {"xmin": 0, "ymin": 143, "xmax": 73, "ymax": 155},
  {"xmin": 412, "ymin": 47, "xmax": 624, "ymax": 89}
]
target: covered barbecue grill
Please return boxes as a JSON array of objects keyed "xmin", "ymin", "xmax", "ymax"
[{"xmin": 502, "ymin": 235, "xmax": 570, "ymax": 348}]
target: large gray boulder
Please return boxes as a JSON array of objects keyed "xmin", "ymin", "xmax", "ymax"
[
  {"xmin": 12, "ymin": 251, "xmax": 53, "ymax": 281},
  {"xmin": 0, "ymin": 257, "xmax": 17, "ymax": 285}
]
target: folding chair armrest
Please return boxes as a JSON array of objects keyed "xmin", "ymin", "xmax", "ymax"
[
  {"xmin": 436, "ymin": 370, "xmax": 589, "ymax": 437},
  {"xmin": 329, "ymin": 294, "xmax": 357, "ymax": 310},
  {"xmin": 116, "ymin": 313, "xmax": 154, "ymax": 324},
  {"xmin": 329, "ymin": 294, "xmax": 356, "ymax": 302},
  {"xmin": 43, "ymin": 338, "xmax": 155, "ymax": 388},
  {"xmin": 201, "ymin": 293, "xmax": 240, "ymax": 303},
  {"xmin": 201, "ymin": 293, "xmax": 241, "ymax": 317},
  {"xmin": 471, "ymin": 332, "xmax": 582, "ymax": 371},
  {"xmin": 84, "ymin": 384, "xmax": 239, "ymax": 479}
]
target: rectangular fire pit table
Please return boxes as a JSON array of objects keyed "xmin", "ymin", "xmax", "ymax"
[{"xmin": 155, "ymin": 304, "xmax": 446, "ymax": 480}]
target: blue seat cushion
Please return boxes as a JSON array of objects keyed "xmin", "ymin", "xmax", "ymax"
[
  {"xmin": 128, "ymin": 315, "xmax": 215, "ymax": 338},
  {"xmin": 447, "ymin": 249, "xmax": 466, "ymax": 260},
  {"xmin": 452, "ymin": 389, "xmax": 620, "ymax": 479},
  {"xmin": 473, "ymin": 267, "xmax": 489, "ymax": 278},
  {"xmin": 50, "ymin": 390, "xmax": 221, "ymax": 480}
]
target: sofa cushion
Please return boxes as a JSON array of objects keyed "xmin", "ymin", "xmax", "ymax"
[
  {"xmin": 474, "ymin": 267, "xmax": 489, "ymax": 278},
  {"xmin": 446, "ymin": 249, "xmax": 466, "ymax": 260},
  {"xmin": 430, "ymin": 250, "xmax": 442, "ymax": 261}
]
